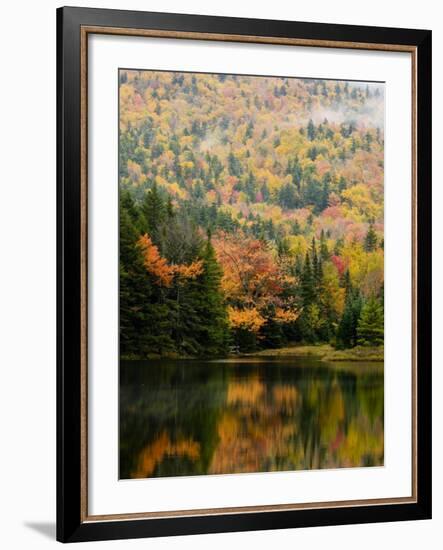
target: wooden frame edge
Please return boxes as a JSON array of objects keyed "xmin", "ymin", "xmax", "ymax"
[{"xmin": 82, "ymin": 24, "xmax": 417, "ymax": 52}]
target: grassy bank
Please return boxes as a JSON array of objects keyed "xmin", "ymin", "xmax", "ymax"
[
  {"xmin": 250, "ymin": 344, "xmax": 384, "ymax": 362},
  {"xmin": 122, "ymin": 344, "xmax": 384, "ymax": 362}
]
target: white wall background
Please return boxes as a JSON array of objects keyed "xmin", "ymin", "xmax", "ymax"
[{"xmin": 0, "ymin": 1, "xmax": 439, "ymax": 548}]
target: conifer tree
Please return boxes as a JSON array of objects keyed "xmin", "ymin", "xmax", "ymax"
[
  {"xmin": 298, "ymin": 252, "xmax": 318, "ymax": 342},
  {"xmin": 119, "ymin": 197, "xmax": 175, "ymax": 357},
  {"xmin": 307, "ymin": 119, "xmax": 316, "ymax": 140},
  {"xmin": 141, "ymin": 182, "xmax": 165, "ymax": 242},
  {"xmin": 311, "ymin": 237, "xmax": 322, "ymax": 284},
  {"xmin": 336, "ymin": 292, "xmax": 362, "ymax": 349},
  {"xmin": 320, "ymin": 229, "xmax": 330, "ymax": 261},
  {"xmin": 336, "ymin": 271, "xmax": 362, "ymax": 349},
  {"xmin": 357, "ymin": 297, "xmax": 384, "ymax": 346},
  {"xmin": 364, "ymin": 224, "xmax": 378, "ymax": 252},
  {"xmin": 198, "ymin": 236, "xmax": 229, "ymax": 354},
  {"xmin": 320, "ymin": 173, "xmax": 331, "ymax": 211},
  {"xmin": 301, "ymin": 252, "xmax": 315, "ymax": 306}
]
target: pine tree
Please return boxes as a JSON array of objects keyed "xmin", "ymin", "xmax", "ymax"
[
  {"xmin": 119, "ymin": 203, "xmax": 141, "ymax": 355},
  {"xmin": 261, "ymin": 307, "xmax": 285, "ymax": 349},
  {"xmin": 141, "ymin": 182, "xmax": 165, "ymax": 243},
  {"xmin": 342, "ymin": 268, "xmax": 352, "ymax": 293},
  {"xmin": 338, "ymin": 176, "xmax": 347, "ymax": 192},
  {"xmin": 171, "ymin": 234, "xmax": 228, "ymax": 356},
  {"xmin": 119, "ymin": 197, "xmax": 175, "ymax": 357},
  {"xmin": 198, "ymin": 236, "xmax": 229, "ymax": 354},
  {"xmin": 294, "ymin": 254, "xmax": 303, "ymax": 276},
  {"xmin": 307, "ymin": 119, "xmax": 316, "ymax": 141},
  {"xmin": 311, "ymin": 237, "xmax": 322, "ymax": 283},
  {"xmin": 357, "ymin": 297, "xmax": 384, "ymax": 346},
  {"xmin": 297, "ymin": 251, "xmax": 321, "ymax": 343},
  {"xmin": 336, "ymin": 291, "xmax": 362, "ymax": 349},
  {"xmin": 320, "ymin": 229, "xmax": 330, "ymax": 261},
  {"xmin": 336, "ymin": 299, "xmax": 354, "ymax": 349},
  {"xmin": 278, "ymin": 183, "xmax": 298, "ymax": 209},
  {"xmin": 245, "ymin": 171, "xmax": 256, "ymax": 201},
  {"xmin": 336, "ymin": 271, "xmax": 362, "ymax": 349},
  {"xmin": 364, "ymin": 224, "xmax": 378, "ymax": 252},
  {"xmin": 301, "ymin": 252, "xmax": 315, "ymax": 306},
  {"xmin": 320, "ymin": 173, "xmax": 331, "ymax": 211}
]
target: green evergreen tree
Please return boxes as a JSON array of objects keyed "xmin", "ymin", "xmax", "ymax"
[
  {"xmin": 336, "ymin": 271, "xmax": 362, "ymax": 349},
  {"xmin": 261, "ymin": 306, "xmax": 285, "ymax": 349},
  {"xmin": 198, "ymin": 236, "xmax": 229, "ymax": 354},
  {"xmin": 364, "ymin": 224, "xmax": 378, "ymax": 252},
  {"xmin": 320, "ymin": 173, "xmax": 331, "ymax": 211},
  {"xmin": 171, "ymin": 234, "xmax": 228, "ymax": 356},
  {"xmin": 320, "ymin": 229, "xmax": 330, "ymax": 261},
  {"xmin": 341, "ymin": 268, "xmax": 352, "ymax": 293},
  {"xmin": 278, "ymin": 183, "xmax": 298, "ymax": 209},
  {"xmin": 357, "ymin": 297, "xmax": 384, "ymax": 346},
  {"xmin": 141, "ymin": 181, "xmax": 165, "ymax": 243},
  {"xmin": 294, "ymin": 254, "xmax": 303, "ymax": 276},
  {"xmin": 336, "ymin": 292, "xmax": 362, "ymax": 349},
  {"xmin": 297, "ymin": 252, "xmax": 318, "ymax": 342},
  {"xmin": 301, "ymin": 252, "xmax": 315, "ymax": 306},
  {"xmin": 307, "ymin": 119, "xmax": 316, "ymax": 140},
  {"xmin": 311, "ymin": 237, "xmax": 322, "ymax": 283},
  {"xmin": 119, "ymin": 197, "xmax": 175, "ymax": 357}
]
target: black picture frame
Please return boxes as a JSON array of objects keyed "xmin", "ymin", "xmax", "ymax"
[{"xmin": 57, "ymin": 6, "xmax": 432, "ymax": 543}]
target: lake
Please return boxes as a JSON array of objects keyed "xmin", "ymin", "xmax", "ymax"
[{"xmin": 119, "ymin": 356, "xmax": 384, "ymax": 479}]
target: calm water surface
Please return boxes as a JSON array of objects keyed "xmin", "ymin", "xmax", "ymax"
[{"xmin": 119, "ymin": 357, "xmax": 383, "ymax": 479}]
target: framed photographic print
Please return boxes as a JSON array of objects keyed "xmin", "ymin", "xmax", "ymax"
[{"xmin": 57, "ymin": 6, "xmax": 432, "ymax": 543}]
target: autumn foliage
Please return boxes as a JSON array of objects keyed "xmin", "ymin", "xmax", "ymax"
[
  {"xmin": 137, "ymin": 234, "xmax": 174, "ymax": 286},
  {"xmin": 119, "ymin": 69, "xmax": 384, "ymax": 357},
  {"xmin": 138, "ymin": 233, "xmax": 203, "ymax": 287}
]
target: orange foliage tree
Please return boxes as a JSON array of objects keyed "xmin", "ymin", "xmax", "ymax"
[
  {"xmin": 137, "ymin": 233, "xmax": 204, "ymax": 287},
  {"xmin": 213, "ymin": 232, "xmax": 299, "ymax": 332}
]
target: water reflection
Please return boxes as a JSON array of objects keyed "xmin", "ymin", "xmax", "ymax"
[{"xmin": 119, "ymin": 357, "xmax": 383, "ymax": 479}]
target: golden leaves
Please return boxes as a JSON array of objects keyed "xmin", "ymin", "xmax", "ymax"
[
  {"xmin": 137, "ymin": 234, "xmax": 173, "ymax": 286},
  {"xmin": 137, "ymin": 234, "xmax": 204, "ymax": 287},
  {"xmin": 174, "ymin": 260, "xmax": 204, "ymax": 281},
  {"xmin": 227, "ymin": 307, "xmax": 266, "ymax": 333},
  {"xmin": 274, "ymin": 307, "xmax": 299, "ymax": 324}
]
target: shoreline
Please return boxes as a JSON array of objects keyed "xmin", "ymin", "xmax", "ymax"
[
  {"xmin": 247, "ymin": 344, "xmax": 384, "ymax": 362},
  {"xmin": 121, "ymin": 344, "xmax": 384, "ymax": 363}
]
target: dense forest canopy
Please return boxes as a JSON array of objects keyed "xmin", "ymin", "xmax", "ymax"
[{"xmin": 119, "ymin": 70, "xmax": 384, "ymax": 357}]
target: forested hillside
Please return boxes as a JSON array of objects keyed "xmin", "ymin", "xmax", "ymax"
[{"xmin": 119, "ymin": 70, "xmax": 384, "ymax": 357}]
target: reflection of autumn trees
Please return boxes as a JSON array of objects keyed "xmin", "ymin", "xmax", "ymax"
[
  {"xmin": 132, "ymin": 432, "xmax": 200, "ymax": 478},
  {"xmin": 298, "ymin": 372, "xmax": 383, "ymax": 469},
  {"xmin": 119, "ymin": 361, "xmax": 228, "ymax": 479},
  {"xmin": 121, "ymin": 361, "xmax": 384, "ymax": 479},
  {"xmin": 209, "ymin": 376, "xmax": 300, "ymax": 474}
]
